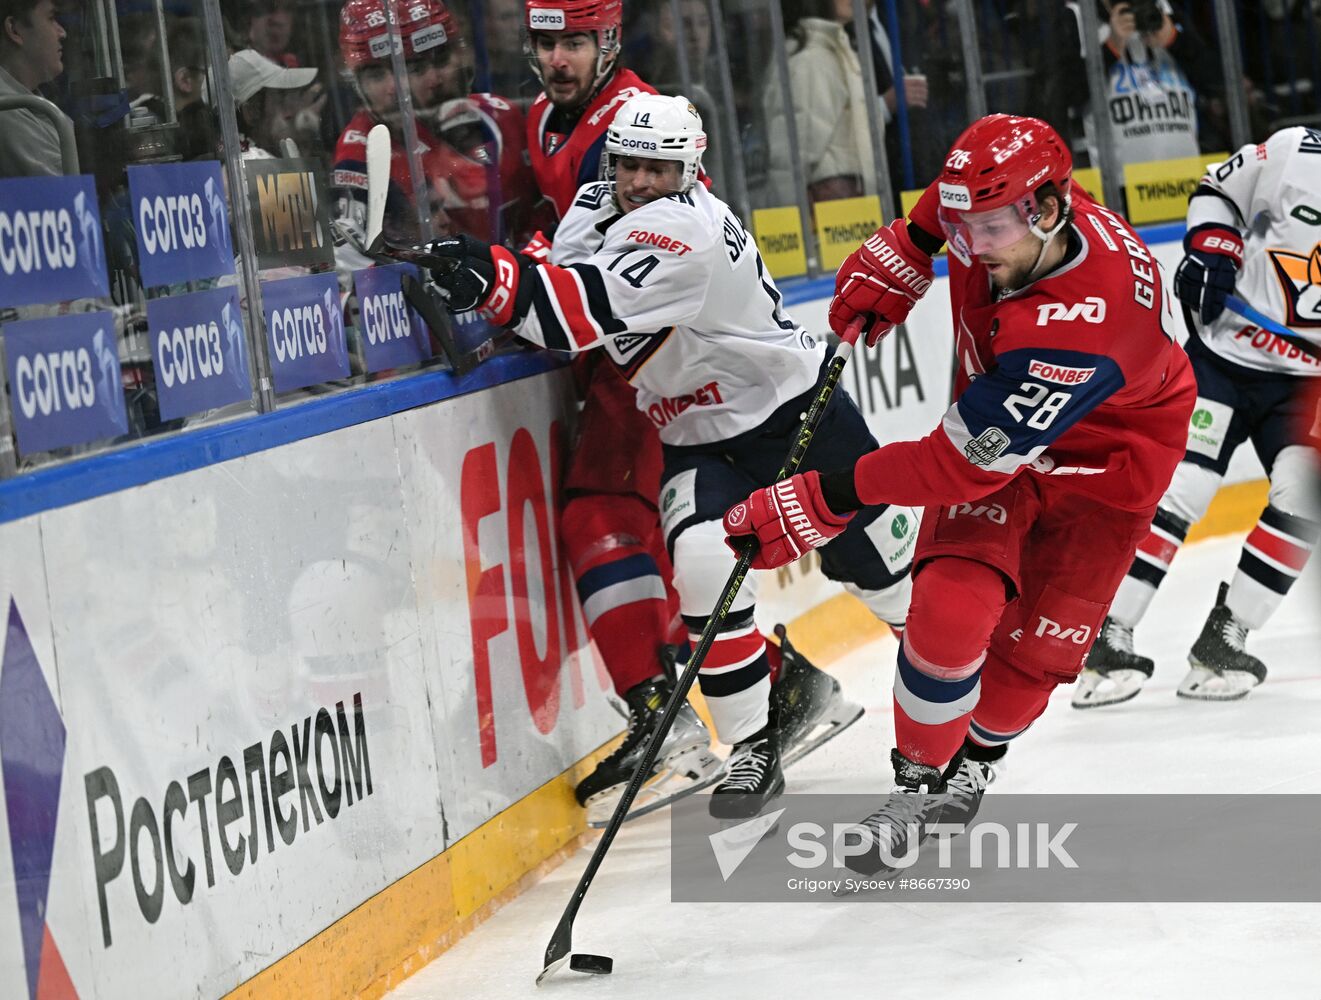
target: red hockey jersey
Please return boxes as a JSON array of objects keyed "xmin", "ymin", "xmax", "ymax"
[
  {"xmin": 333, "ymin": 94, "xmax": 535, "ymax": 244},
  {"xmin": 854, "ymin": 189, "xmax": 1196, "ymax": 512},
  {"xmin": 526, "ymin": 68, "xmax": 656, "ymax": 219}
]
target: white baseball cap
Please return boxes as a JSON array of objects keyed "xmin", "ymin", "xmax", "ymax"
[{"xmin": 228, "ymin": 48, "xmax": 318, "ymax": 104}]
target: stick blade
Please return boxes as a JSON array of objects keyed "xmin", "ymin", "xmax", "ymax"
[
  {"xmin": 365, "ymin": 123, "xmax": 391, "ymax": 249},
  {"xmin": 570, "ymin": 953, "xmax": 614, "ymax": 976}
]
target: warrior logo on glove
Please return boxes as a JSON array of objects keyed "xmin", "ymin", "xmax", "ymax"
[{"xmin": 723, "ymin": 471, "xmax": 852, "ymax": 571}]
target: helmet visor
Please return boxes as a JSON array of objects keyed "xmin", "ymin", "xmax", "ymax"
[{"xmin": 938, "ymin": 202, "xmax": 1032, "ymax": 258}]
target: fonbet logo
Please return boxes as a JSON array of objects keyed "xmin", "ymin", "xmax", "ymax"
[{"xmin": 528, "ymin": 8, "xmax": 565, "ymax": 29}]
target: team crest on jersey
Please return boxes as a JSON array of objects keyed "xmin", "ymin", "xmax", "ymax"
[
  {"xmin": 1266, "ymin": 242, "xmax": 1321, "ymax": 328},
  {"xmin": 604, "ymin": 327, "xmax": 674, "ymax": 379},
  {"xmin": 964, "ymin": 426, "xmax": 1010, "ymax": 467}
]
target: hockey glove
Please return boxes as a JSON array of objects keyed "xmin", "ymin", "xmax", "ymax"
[
  {"xmin": 723, "ymin": 471, "xmax": 853, "ymax": 571},
  {"xmin": 829, "ymin": 219, "xmax": 934, "ymax": 347},
  {"xmin": 428, "ymin": 234, "xmax": 533, "ymax": 327},
  {"xmin": 1174, "ymin": 223, "xmax": 1244, "ymax": 326}
]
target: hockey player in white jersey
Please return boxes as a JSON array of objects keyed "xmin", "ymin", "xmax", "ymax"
[
  {"xmin": 1076, "ymin": 126, "xmax": 1321, "ymax": 707},
  {"xmin": 425, "ymin": 93, "xmax": 916, "ymax": 818}
]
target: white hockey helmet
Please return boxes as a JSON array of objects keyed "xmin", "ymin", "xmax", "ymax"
[{"xmin": 604, "ymin": 93, "xmax": 706, "ymax": 193}]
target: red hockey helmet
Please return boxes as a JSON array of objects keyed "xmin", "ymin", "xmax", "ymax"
[
  {"xmin": 935, "ymin": 114, "xmax": 1072, "ymax": 260},
  {"xmin": 523, "ymin": 0, "xmax": 622, "ymax": 95},
  {"xmin": 339, "ymin": 0, "xmax": 458, "ymax": 70}
]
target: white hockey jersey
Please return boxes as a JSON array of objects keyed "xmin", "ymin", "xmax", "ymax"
[
  {"xmin": 514, "ymin": 180, "xmax": 822, "ymax": 445},
  {"xmin": 1189, "ymin": 125, "xmax": 1321, "ymax": 377}
]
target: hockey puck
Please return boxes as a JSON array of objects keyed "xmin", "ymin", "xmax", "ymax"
[{"xmin": 569, "ymin": 953, "xmax": 614, "ymax": 975}]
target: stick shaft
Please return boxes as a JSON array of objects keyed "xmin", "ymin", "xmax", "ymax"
[{"xmin": 542, "ymin": 326, "xmax": 859, "ymax": 971}]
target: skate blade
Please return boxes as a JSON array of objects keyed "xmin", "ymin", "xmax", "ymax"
[
  {"xmin": 585, "ymin": 747, "xmax": 722, "ymax": 828},
  {"xmin": 1071, "ymin": 668, "xmax": 1146, "ymax": 709},
  {"xmin": 781, "ymin": 696, "xmax": 865, "ymax": 770},
  {"xmin": 1176, "ymin": 663, "xmax": 1260, "ymax": 701}
]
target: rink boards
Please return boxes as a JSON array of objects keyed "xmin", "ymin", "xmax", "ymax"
[{"xmin": 0, "ymin": 230, "xmax": 1266, "ymax": 999}]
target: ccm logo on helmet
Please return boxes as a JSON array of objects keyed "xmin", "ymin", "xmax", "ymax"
[
  {"xmin": 1028, "ymin": 359, "xmax": 1095, "ymax": 385},
  {"xmin": 1035, "ymin": 297, "xmax": 1106, "ymax": 325},
  {"xmin": 529, "ymin": 8, "xmax": 565, "ymax": 28},
  {"xmin": 938, "ymin": 182, "xmax": 971, "ymax": 209}
]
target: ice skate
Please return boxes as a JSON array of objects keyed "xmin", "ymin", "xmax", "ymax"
[
  {"xmin": 772, "ymin": 624, "xmax": 864, "ymax": 768},
  {"xmin": 838, "ymin": 750, "xmax": 951, "ymax": 878},
  {"xmin": 708, "ymin": 721, "xmax": 784, "ymax": 820},
  {"xmin": 1072, "ymin": 617, "xmax": 1155, "ymax": 709},
  {"xmin": 939, "ymin": 742, "xmax": 1004, "ymax": 827},
  {"xmin": 577, "ymin": 672, "xmax": 722, "ymax": 828},
  {"xmin": 1178, "ymin": 582, "xmax": 1268, "ymax": 701}
]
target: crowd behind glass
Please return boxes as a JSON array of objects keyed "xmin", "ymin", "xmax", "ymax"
[{"xmin": 0, "ymin": 0, "xmax": 1317, "ymax": 474}]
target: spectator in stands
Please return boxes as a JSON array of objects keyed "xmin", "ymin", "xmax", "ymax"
[
  {"xmin": 228, "ymin": 47, "xmax": 318, "ymax": 159},
  {"xmin": 163, "ymin": 18, "xmax": 222, "ymax": 161},
  {"xmin": 243, "ymin": 0, "xmax": 300, "ymax": 67},
  {"xmin": 764, "ymin": 0, "xmax": 880, "ymax": 208},
  {"xmin": 0, "ymin": 0, "xmax": 71, "ymax": 175},
  {"xmin": 1096, "ymin": 1, "xmax": 1222, "ymax": 164}
]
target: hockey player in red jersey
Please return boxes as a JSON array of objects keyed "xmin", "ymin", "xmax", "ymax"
[
  {"xmin": 524, "ymin": 0, "xmax": 653, "ymax": 217},
  {"xmin": 724, "ymin": 114, "xmax": 1197, "ymax": 867},
  {"xmin": 332, "ymin": 0, "xmax": 534, "ymax": 251},
  {"xmin": 520, "ymin": 0, "xmax": 866, "ymax": 823}
]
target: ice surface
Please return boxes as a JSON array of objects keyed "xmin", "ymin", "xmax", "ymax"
[{"xmin": 387, "ymin": 533, "xmax": 1321, "ymax": 1000}]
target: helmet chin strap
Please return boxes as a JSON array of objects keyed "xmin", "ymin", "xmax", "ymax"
[{"xmin": 1025, "ymin": 210, "xmax": 1069, "ymax": 282}]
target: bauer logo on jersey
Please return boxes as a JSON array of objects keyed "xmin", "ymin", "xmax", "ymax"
[
  {"xmin": 938, "ymin": 182, "xmax": 972, "ymax": 209},
  {"xmin": 1266, "ymin": 241, "xmax": 1321, "ymax": 328},
  {"xmin": 528, "ymin": 8, "xmax": 565, "ymax": 28},
  {"xmin": 1028, "ymin": 359, "xmax": 1096, "ymax": 385},
  {"xmin": 964, "ymin": 426, "xmax": 1010, "ymax": 467}
]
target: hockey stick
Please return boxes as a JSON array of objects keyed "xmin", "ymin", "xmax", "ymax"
[
  {"xmin": 1224, "ymin": 294, "xmax": 1321, "ymax": 361},
  {"xmin": 400, "ymin": 273, "xmax": 498, "ymax": 375},
  {"xmin": 536, "ymin": 316, "xmax": 866, "ymax": 986},
  {"xmin": 365, "ymin": 122, "xmax": 390, "ymax": 252}
]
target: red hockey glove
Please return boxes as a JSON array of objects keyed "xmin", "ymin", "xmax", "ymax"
[
  {"xmin": 829, "ymin": 219, "xmax": 934, "ymax": 347},
  {"xmin": 521, "ymin": 230, "xmax": 552, "ymax": 263},
  {"xmin": 723, "ymin": 471, "xmax": 853, "ymax": 571},
  {"xmin": 1174, "ymin": 223, "xmax": 1244, "ymax": 326},
  {"xmin": 428, "ymin": 235, "xmax": 532, "ymax": 327}
]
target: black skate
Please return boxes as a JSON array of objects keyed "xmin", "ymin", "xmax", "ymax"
[
  {"xmin": 709, "ymin": 721, "xmax": 785, "ymax": 820},
  {"xmin": 938, "ymin": 741, "xmax": 1004, "ymax": 827},
  {"xmin": 1072, "ymin": 617, "xmax": 1155, "ymax": 709},
  {"xmin": 773, "ymin": 625, "xmax": 864, "ymax": 767},
  {"xmin": 839, "ymin": 749, "xmax": 953, "ymax": 878},
  {"xmin": 576, "ymin": 672, "xmax": 721, "ymax": 827},
  {"xmin": 1178, "ymin": 582, "xmax": 1268, "ymax": 701}
]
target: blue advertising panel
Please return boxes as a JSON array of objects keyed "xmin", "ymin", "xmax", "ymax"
[
  {"xmin": 261, "ymin": 272, "xmax": 351, "ymax": 392},
  {"xmin": 0, "ymin": 176, "xmax": 110, "ymax": 308},
  {"xmin": 146, "ymin": 285, "xmax": 253, "ymax": 420},
  {"xmin": 352, "ymin": 263, "xmax": 432, "ymax": 371},
  {"xmin": 127, "ymin": 162, "xmax": 235, "ymax": 287},
  {"xmin": 3, "ymin": 311, "xmax": 128, "ymax": 456}
]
